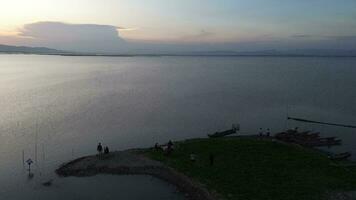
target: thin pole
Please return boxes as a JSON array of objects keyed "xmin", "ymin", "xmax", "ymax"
[
  {"xmin": 35, "ymin": 119, "xmax": 39, "ymax": 165},
  {"xmin": 40, "ymin": 144, "xmax": 45, "ymax": 176},
  {"xmin": 42, "ymin": 144, "xmax": 45, "ymax": 161},
  {"xmin": 22, "ymin": 150, "xmax": 25, "ymax": 168},
  {"xmin": 35, "ymin": 131, "xmax": 38, "ymax": 164},
  {"xmin": 288, "ymin": 117, "xmax": 356, "ymax": 129},
  {"xmin": 284, "ymin": 105, "xmax": 289, "ymax": 130}
]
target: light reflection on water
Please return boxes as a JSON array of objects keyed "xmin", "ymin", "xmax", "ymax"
[{"xmin": 0, "ymin": 55, "xmax": 355, "ymax": 199}]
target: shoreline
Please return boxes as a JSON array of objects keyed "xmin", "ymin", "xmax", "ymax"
[
  {"xmin": 2, "ymin": 52, "xmax": 356, "ymax": 58},
  {"xmin": 56, "ymin": 137, "xmax": 356, "ymax": 200},
  {"xmin": 56, "ymin": 150, "xmax": 215, "ymax": 200}
]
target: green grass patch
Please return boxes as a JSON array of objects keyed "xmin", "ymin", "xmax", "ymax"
[{"xmin": 146, "ymin": 138, "xmax": 356, "ymax": 200}]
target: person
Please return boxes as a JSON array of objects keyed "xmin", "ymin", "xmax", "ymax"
[
  {"xmin": 259, "ymin": 128, "xmax": 263, "ymax": 136},
  {"xmin": 104, "ymin": 146, "xmax": 109, "ymax": 154},
  {"xmin": 266, "ymin": 128, "xmax": 271, "ymax": 137},
  {"xmin": 167, "ymin": 140, "xmax": 173, "ymax": 148},
  {"xmin": 166, "ymin": 140, "xmax": 174, "ymax": 155},
  {"xmin": 97, "ymin": 143, "xmax": 103, "ymax": 154},
  {"xmin": 167, "ymin": 140, "xmax": 173, "ymax": 150},
  {"xmin": 154, "ymin": 143, "xmax": 160, "ymax": 151}
]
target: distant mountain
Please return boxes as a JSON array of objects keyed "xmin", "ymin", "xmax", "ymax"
[
  {"xmin": 0, "ymin": 44, "xmax": 68, "ymax": 54},
  {"xmin": 281, "ymin": 49, "xmax": 356, "ymax": 56},
  {"xmin": 174, "ymin": 49, "xmax": 356, "ymax": 56}
]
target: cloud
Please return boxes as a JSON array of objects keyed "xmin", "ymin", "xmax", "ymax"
[
  {"xmin": 180, "ymin": 30, "xmax": 215, "ymax": 43},
  {"xmin": 17, "ymin": 21, "xmax": 128, "ymax": 53},
  {"xmin": 1, "ymin": 22, "xmax": 356, "ymax": 53},
  {"xmin": 118, "ymin": 27, "xmax": 139, "ymax": 32}
]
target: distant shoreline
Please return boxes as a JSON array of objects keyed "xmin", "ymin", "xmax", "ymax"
[{"xmin": 1, "ymin": 52, "xmax": 356, "ymax": 58}]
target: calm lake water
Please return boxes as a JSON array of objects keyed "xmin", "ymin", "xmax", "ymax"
[{"xmin": 0, "ymin": 54, "xmax": 355, "ymax": 199}]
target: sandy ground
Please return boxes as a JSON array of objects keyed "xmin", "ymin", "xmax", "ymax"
[
  {"xmin": 56, "ymin": 150, "xmax": 215, "ymax": 200},
  {"xmin": 57, "ymin": 150, "xmax": 163, "ymax": 173}
]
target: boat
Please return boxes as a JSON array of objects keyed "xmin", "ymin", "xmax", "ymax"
[
  {"xmin": 302, "ymin": 138, "xmax": 341, "ymax": 147},
  {"xmin": 275, "ymin": 130, "xmax": 341, "ymax": 147},
  {"xmin": 208, "ymin": 124, "xmax": 239, "ymax": 138},
  {"xmin": 329, "ymin": 152, "xmax": 351, "ymax": 161}
]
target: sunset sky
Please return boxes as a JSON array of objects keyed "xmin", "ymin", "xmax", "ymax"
[{"xmin": 1, "ymin": 0, "xmax": 356, "ymax": 53}]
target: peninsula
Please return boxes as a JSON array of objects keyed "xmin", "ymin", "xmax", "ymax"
[{"xmin": 56, "ymin": 137, "xmax": 356, "ymax": 200}]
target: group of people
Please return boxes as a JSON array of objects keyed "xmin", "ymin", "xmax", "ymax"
[
  {"xmin": 154, "ymin": 140, "xmax": 174, "ymax": 155},
  {"xmin": 259, "ymin": 128, "xmax": 271, "ymax": 137},
  {"xmin": 97, "ymin": 142, "xmax": 110, "ymax": 155},
  {"xmin": 154, "ymin": 140, "xmax": 216, "ymax": 166}
]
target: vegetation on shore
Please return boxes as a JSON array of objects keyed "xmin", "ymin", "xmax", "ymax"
[{"xmin": 146, "ymin": 137, "xmax": 356, "ymax": 200}]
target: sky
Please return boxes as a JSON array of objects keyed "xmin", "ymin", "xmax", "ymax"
[{"xmin": 0, "ymin": 0, "xmax": 356, "ymax": 53}]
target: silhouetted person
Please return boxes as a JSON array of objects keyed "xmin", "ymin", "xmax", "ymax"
[
  {"xmin": 104, "ymin": 146, "xmax": 109, "ymax": 154},
  {"xmin": 259, "ymin": 128, "xmax": 263, "ymax": 136},
  {"xmin": 154, "ymin": 143, "xmax": 160, "ymax": 150},
  {"xmin": 97, "ymin": 143, "xmax": 103, "ymax": 154},
  {"xmin": 168, "ymin": 140, "xmax": 173, "ymax": 148},
  {"xmin": 266, "ymin": 128, "xmax": 271, "ymax": 137},
  {"xmin": 166, "ymin": 140, "xmax": 174, "ymax": 155},
  {"xmin": 209, "ymin": 153, "xmax": 214, "ymax": 166}
]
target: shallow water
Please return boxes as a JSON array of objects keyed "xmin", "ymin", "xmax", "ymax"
[
  {"xmin": 0, "ymin": 55, "xmax": 355, "ymax": 199},
  {"xmin": 3, "ymin": 174, "xmax": 184, "ymax": 200}
]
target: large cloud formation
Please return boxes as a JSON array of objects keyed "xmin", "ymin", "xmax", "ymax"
[
  {"xmin": 18, "ymin": 21, "xmax": 127, "ymax": 53},
  {"xmin": 1, "ymin": 21, "xmax": 356, "ymax": 54}
]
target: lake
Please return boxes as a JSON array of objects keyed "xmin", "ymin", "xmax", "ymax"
[{"xmin": 0, "ymin": 54, "xmax": 355, "ymax": 199}]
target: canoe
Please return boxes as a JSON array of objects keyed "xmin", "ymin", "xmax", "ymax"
[
  {"xmin": 329, "ymin": 152, "xmax": 351, "ymax": 161},
  {"xmin": 208, "ymin": 125, "xmax": 239, "ymax": 138}
]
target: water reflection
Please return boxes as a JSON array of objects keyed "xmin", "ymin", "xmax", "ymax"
[{"xmin": 0, "ymin": 55, "xmax": 355, "ymax": 199}]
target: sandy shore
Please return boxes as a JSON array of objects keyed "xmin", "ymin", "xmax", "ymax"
[{"xmin": 56, "ymin": 150, "xmax": 215, "ymax": 200}]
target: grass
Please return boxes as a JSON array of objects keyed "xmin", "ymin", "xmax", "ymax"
[{"xmin": 146, "ymin": 137, "xmax": 356, "ymax": 200}]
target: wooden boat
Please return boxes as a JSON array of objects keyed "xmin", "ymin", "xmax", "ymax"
[
  {"xmin": 275, "ymin": 130, "xmax": 341, "ymax": 147},
  {"xmin": 302, "ymin": 138, "xmax": 341, "ymax": 147},
  {"xmin": 208, "ymin": 124, "xmax": 239, "ymax": 138},
  {"xmin": 329, "ymin": 152, "xmax": 351, "ymax": 161},
  {"xmin": 306, "ymin": 132, "xmax": 320, "ymax": 139}
]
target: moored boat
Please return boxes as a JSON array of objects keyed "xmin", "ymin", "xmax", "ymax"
[
  {"xmin": 208, "ymin": 124, "xmax": 239, "ymax": 138},
  {"xmin": 329, "ymin": 152, "xmax": 351, "ymax": 161}
]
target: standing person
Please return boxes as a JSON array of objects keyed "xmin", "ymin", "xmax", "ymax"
[
  {"xmin": 259, "ymin": 128, "xmax": 263, "ymax": 137},
  {"xmin": 97, "ymin": 143, "xmax": 103, "ymax": 154},
  {"xmin": 266, "ymin": 128, "xmax": 271, "ymax": 137},
  {"xmin": 167, "ymin": 140, "xmax": 173, "ymax": 148},
  {"xmin": 104, "ymin": 146, "xmax": 109, "ymax": 154},
  {"xmin": 167, "ymin": 140, "xmax": 174, "ymax": 155},
  {"xmin": 154, "ymin": 143, "xmax": 160, "ymax": 151},
  {"xmin": 167, "ymin": 140, "xmax": 173, "ymax": 151}
]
